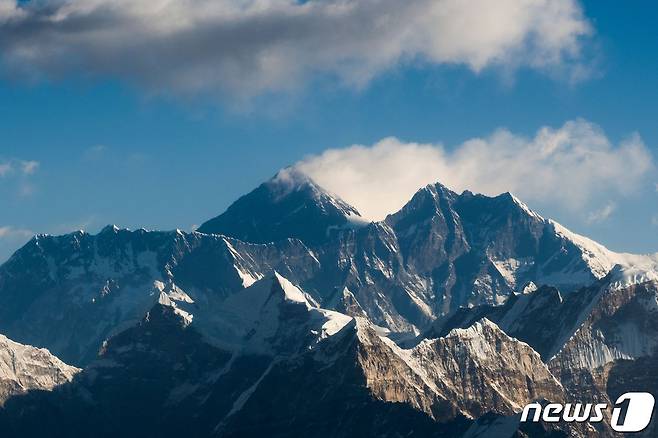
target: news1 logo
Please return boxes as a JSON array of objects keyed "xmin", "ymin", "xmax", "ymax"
[{"xmin": 520, "ymin": 392, "xmax": 655, "ymax": 432}]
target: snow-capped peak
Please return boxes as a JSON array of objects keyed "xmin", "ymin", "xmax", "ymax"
[
  {"xmin": 550, "ymin": 219, "xmax": 658, "ymax": 287},
  {"xmin": 273, "ymin": 272, "xmax": 312, "ymax": 307},
  {"xmin": 274, "ymin": 168, "xmax": 364, "ymax": 219},
  {"xmin": 268, "ymin": 167, "xmax": 317, "ymax": 199},
  {"xmin": 196, "ymin": 168, "xmax": 364, "ymax": 245}
]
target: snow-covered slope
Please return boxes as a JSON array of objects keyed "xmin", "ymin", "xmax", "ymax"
[
  {"xmin": 182, "ymin": 272, "xmax": 353, "ymax": 355},
  {"xmin": 0, "ymin": 334, "xmax": 79, "ymax": 404}
]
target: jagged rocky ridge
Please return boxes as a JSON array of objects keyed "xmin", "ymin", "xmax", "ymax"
[{"xmin": 1, "ymin": 170, "xmax": 658, "ymax": 437}]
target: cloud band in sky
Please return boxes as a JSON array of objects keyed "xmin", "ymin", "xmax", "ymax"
[
  {"xmin": 0, "ymin": 0, "xmax": 592, "ymax": 98},
  {"xmin": 295, "ymin": 119, "xmax": 653, "ymax": 221},
  {"xmin": 0, "ymin": 158, "xmax": 39, "ymax": 178}
]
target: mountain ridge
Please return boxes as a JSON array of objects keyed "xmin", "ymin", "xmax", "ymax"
[
  {"xmin": 3, "ymin": 171, "xmax": 657, "ymax": 363},
  {"xmin": 1, "ymin": 170, "xmax": 658, "ymax": 437}
]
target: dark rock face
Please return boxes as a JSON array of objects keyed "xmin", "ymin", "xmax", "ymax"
[
  {"xmin": 550, "ymin": 281, "xmax": 658, "ymax": 372},
  {"xmin": 385, "ymin": 185, "xmax": 601, "ymax": 314},
  {"xmin": 605, "ymin": 356, "xmax": 658, "ymax": 437}
]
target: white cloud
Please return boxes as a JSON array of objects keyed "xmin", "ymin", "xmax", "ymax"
[
  {"xmin": 0, "ymin": 158, "xmax": 40, "ymax": 177},
  {"xmin": 83, "ymin": 145, "xmax": 108, "ymax": 161},
  {"xmin": 295, "ymin": 119, "xmax": 654, "ymax": 220},
  {"xmin": 47, "ymin": 216, "xmax": 99, "ymax": 235},
  {"xmin": 20, "ymin": 160, "xmax": 39, "ymax": 175},
  {"xmin": 17, "ymin": 182, "xmax": 35, "ymax": 197},
  {"xmin": 652, "ymin": 216, "xmax": 658, "ymax": 227},
  {"xmin": 586, "ymin": 202, "xmax": 616, "ymax": 224},
  {"xmin": 0, "ymin": 226, "xmax": 34, "ymax": 263},
  {"xmin": 0, "ymin": 158, "xmax": 40, "ymax": 197},
  {"xmin": 0, "ymin": 0, "xmax": 592, "ymax": 98},
  {"xmin": 0, "ymin": 225, "xmax": 33, "ymax": 239},
  {"xmin": 0, "ymin": 162, "xmax": 11, "ymax": 177}
]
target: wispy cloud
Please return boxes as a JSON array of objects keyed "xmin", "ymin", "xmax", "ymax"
[
  {"xmin": 0, "ymin": 162, "xmax": 12, "ymax": 177},
  {"xmin": 0, "ymin": 225, "xmax": 33, "ymax": 239},
  {"xmin": 0, "ymin": 158, "xmax": 40, "ymax": 197},
  {"xmin": 17, "ymin": 182, "xmax": 35, "ymax": 197},
  {"xmin": 20, "ymin": 160, "xmax": 39, "ymax": 175},
  {"xmin": 83, "ymin": 145, "xmax": 107, "ymax": 160},
  {"xmin": 0, "ymin": 225, "xmax": 34, "ymax": 264},
  {"xmin": 0, "ymin": 158, "xmax": 40, "ymax": 177},
  {"xmin": 295, "ymin": 119, "xmax": 653, "ymax": 221},
  {"xmin": 586, "ymin": 202, "xmax": 616, "ymax": 224},
  {"xmin": 0, "ymin": 0, "xmax": 593, "ymax": 99},
  {"xmin": 51, "ymin": 216, "xmax": 99, "ymax": 235}
]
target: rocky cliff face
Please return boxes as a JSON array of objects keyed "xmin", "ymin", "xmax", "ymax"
[{"xmin": 410, "ymin": 319, "xmax": 565, "ymax": 418}]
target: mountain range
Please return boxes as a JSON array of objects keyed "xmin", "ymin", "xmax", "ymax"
[{"xmin": 0, "ymin": 168, "xmax": 657, "ymax": 437}]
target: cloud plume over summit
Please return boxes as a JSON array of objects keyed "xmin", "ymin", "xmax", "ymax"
[{"xmin": 295, "ymin": 120, "xmax": 653, "ymax": 221}]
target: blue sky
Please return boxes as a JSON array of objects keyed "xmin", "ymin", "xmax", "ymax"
[{"xmin": 1, "ymin": 0, "xmax": 658, "ymax": 262}]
